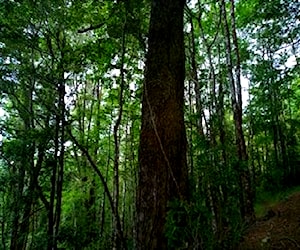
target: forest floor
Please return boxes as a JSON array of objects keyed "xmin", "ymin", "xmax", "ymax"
[{"xmin": 239, "ymin": 191, "xmax": 300, "ymax": 249}]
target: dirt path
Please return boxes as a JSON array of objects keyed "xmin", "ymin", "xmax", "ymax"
[{"xmin": 239, "ymin": 192, "xmax": 300, "ymax": 249}]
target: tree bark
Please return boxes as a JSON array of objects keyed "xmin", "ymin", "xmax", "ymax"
[
  {"xmin": 47, "ymin": 31, "xmax": 66, "ymax": 250},
  {"xmin": 136, "ymin": 0, "xmax": 188, "ymax": 249},
  {"xmin": 113, "ymin": 18, "xmax": 126, "ymax": 249},
  {"xmin": 220, "ymin": 0, "xmax": 255, "ymax": 223}
]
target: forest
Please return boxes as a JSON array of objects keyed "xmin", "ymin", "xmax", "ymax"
[{"xmin": 0, "ymin": 0, "xmax": 299, "ymax": 249}]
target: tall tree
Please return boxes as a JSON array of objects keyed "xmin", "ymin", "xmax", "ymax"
[
  {"xmin": 220, "ymin": 0, "xmax": 255, "ymax": 223},
  {"xmin": 136, "ymin": 0, "xmax": 188, "ymax": 248}
]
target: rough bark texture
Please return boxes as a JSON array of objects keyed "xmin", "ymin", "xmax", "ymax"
[{"xmin": 136, "ymin": 0, "xmax": 188, "ymax": 249}]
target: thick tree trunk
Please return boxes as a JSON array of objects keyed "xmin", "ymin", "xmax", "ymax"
[{"xmin": 136, "ymin": 0, "xmax": 188, "ymax": 249}]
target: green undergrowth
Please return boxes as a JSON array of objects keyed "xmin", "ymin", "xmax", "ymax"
[{"xmin": 254, "ymin": 185, "xmax": 300, "ymax": 218}]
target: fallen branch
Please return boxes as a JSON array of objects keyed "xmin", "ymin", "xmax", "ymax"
[{"xmin": 279, "ymin": 237, "xmax": 300, "ymax": 249}]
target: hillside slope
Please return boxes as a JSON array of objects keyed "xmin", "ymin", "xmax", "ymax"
[{"xmin": 239, "ymin": 192, "xmax": 300, "ymax": 249}]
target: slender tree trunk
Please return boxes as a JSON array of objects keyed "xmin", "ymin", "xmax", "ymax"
[
  {"xmin": 1, "ymin": 197, "xmax": 6, "ymax": 250},
  {"xmin": 68, "ymin": 129, "xmax": 127, "ymax": 249},
  {"xmin": 48, "ymin": 114, "xmax": 59, "ymax": 250},
  {"xmin": 10, "ymin": 166, "xmax": 24, "ymax": 250},
  {"xmin": 220, "ymin": 0, "xmax": 255, "ymax": 223},
  {"xmin": 47, "ymin": 31, "xmax": 66, "ymax": 250},
  {"xmin": 11, "ymin": 72, "xmax": 36, "ymax": 250},
  {"xmin": 100, "ymin": 124, "xmax": 111, "ymax": 239},
  {"xmin": 113, "ymin": 18, "xmax": 126, "ymax": 249},
  {"xmin": 217, "ymin": 52, "xmax": 227, "ymax": 166},
  {"xmin": 136, "ymin": 0, "xmax": 188, "ymax": 248},
  {"xmin": 189, "ymin": 16, "xmax": 204, "ymax": 137},
  {"xmin": 54, "ymin": 66, "xmax": 65, "ymax": 248}
]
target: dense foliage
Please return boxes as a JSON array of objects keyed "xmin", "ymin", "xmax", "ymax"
[{"xmin": 0, "ymin": 0, "xmax": 299, "ymax": 249}]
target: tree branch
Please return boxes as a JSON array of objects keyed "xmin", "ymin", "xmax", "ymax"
[
  {"xmin": 66, "ymin": 128, "xmax": 127, "ymax": 249},
  {"xmin": 77, "ymin": 23, "xmax": 105, "ymax": 33}
]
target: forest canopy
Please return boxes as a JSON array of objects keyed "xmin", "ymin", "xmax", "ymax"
[{"xmin": 0, "ymin": 0, "xmax": 299, "ymax": 249}]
